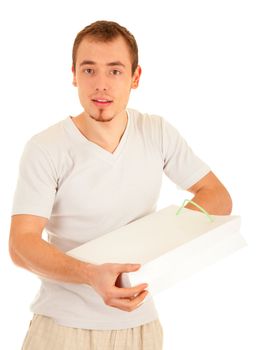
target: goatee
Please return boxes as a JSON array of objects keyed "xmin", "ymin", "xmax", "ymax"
[{"xmin": 89, "ymin": 110, "xmax": 114, "ymax": 123}]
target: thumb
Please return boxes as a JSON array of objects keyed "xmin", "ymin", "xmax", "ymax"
[{"xmin": 120, "ymin": 263, "xmax": 141, "ymax": 273}]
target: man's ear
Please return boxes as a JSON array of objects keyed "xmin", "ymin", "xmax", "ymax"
[
  {"xmin": 132, "ymin": 65, "xmax": 142, "ymax": 89},
  {"xmin": 72, "ymin": 65, "xmax": 77, "ymax": 86}
]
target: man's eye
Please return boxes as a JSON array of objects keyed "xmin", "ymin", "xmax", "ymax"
[
  {"xmin": 111, "ymin": 70, "xmax": 121, "ymax": 76},
  {"xmin": 84, "ymin": 68, "xmax": 94, "ymax": 75}
]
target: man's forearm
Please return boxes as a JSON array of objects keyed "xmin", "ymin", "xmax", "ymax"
[
  {"xmin": 186, "ymin": 186, "xmax": 233, "ymax": 215},
  {"xmin": 9, "ymin": 232, "xmax": 149, "ymax": 312},
  {"xmin": 9, "ymin": 233, "xmax": 92, "ymax": 285}
]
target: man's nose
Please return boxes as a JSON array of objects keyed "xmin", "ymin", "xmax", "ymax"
[{"xmin": 94, "ymin": 75, "xmax": 109, "ymax": 92}]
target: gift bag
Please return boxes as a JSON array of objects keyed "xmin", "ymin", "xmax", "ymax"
[{"xmin": 67, "ymin": 200, "xmax": 246, "ymax": 295}]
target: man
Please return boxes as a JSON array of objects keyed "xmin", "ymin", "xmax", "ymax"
[{"xmin": 9, "ymin": 20, "xmax": 232, "ymax": 349}]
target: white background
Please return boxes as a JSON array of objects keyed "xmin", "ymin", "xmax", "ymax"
[{"xmin": 0, "ymin": 0, "xmax": 256, "ymax": 349}]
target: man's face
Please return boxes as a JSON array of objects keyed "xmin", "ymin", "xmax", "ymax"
[{"xmin": 73, "ymin": 36, "xmax": 141, "ymax": 123}]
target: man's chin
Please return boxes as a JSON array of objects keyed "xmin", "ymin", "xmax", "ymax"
[{"xmin": 89, "ymin": 112, "xmax": 115, "ymax": 123}]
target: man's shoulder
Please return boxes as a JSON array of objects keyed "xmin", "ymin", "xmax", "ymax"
[
  {"xmin": 128, "ymin": 108, "xmax": 180, "ymax": 144},
  {"xmin": 128, "ymin": 108, "xmax": 164, "ymax": 126},
  {"xmin": 28, "ymin": 118, "xmax": 68, "ymax": 150}
]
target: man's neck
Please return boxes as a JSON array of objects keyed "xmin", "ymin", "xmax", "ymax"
[{"xmin": 72, "ymin": 110, "xmax": 128, "ymax": 153}]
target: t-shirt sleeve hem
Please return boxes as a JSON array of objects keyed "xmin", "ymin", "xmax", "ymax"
[
  {"xmin": 11, "ymin": 208, "xmax": 51, "ymax": 219},
  {"xmin": 177, "ymin": 166, "xmax": 211, "ymax": 190}
]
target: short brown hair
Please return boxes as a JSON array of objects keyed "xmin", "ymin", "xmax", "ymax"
[{"xmin": 72, "ymin": 20, "xmax": 138, "ymax": 75}]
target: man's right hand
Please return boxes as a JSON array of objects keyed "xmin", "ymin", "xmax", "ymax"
[
  {"xmin": 87, "ymin": 263, "xmax": 149, "ymax": 312},
  {"xmin": 9, "ymin": 215, "xmax": 148, "ymax": 312}
]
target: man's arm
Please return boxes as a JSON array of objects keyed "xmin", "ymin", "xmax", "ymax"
[
  {"xmin": 9, "ymin": 214, "xmax": 148, "ymax": 312},
  {"xmin": 185, "ymin": 171, "xmax": 232, "ymax": 215}
]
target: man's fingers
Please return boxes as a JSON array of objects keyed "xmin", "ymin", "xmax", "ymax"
[
  {"xmin": 111, "ymin": 290, "xmax": 149, "ymax": 312},
  {"xmin": 103, "ymin": 283, "xmax": 148, "ymax": 309},
  {"xmin": 114, "ymin": 283, "xmax": 148, "ymax": 298}
]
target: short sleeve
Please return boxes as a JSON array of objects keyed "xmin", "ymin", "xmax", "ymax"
[
  {"xmin": 11, "ymin": 139, "xmax": 58, "ymax": 218},
  {"xmin": 161, "ymin": 118, "xmax": 211, "ymax": 189}
]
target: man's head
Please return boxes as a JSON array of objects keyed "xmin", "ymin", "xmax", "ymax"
[
  {"xmin": 71, "ymin": 21, "xmax": 141, "ymax": 123},
  {"xmin": 72, "ymin": 20, "xmax": 138, "ymax": 76}
]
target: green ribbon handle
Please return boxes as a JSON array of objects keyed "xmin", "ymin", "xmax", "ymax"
[{"xmin": 176, "ymin": 199, "xmax": 214, "ymax": 222}]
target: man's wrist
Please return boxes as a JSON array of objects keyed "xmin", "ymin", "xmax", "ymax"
[{"xmin": 78, "ymin": 261, "xmax": 95, "ymax": 286}]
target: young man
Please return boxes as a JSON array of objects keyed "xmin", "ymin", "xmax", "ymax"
[{"xmin": 9, "ymin": 20, "xmax": 232, "ymax": 349}]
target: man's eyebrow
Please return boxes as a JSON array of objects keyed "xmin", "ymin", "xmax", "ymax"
[
  {"xmin": 106, "ymin": 61, "xmax": 126, "ymax": 68},
  {"xmin": 79, "ymin": 60, "xmax": 126, "ymax": 68},
  {"xmin": 79, "ymin": 60, "xmax": 95, "ymax": 67}
]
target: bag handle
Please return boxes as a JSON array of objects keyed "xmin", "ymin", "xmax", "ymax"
[{"xmin": 176, "ymin": 199, "xmax": 214, "ymax": 222}]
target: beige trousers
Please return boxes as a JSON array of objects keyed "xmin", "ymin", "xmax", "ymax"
[{"xmin": 22, "ymin": 314, "xmax": 163, "ymax": 350}]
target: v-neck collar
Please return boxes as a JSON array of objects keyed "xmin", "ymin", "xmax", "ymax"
[{"xmin": 64, "ymin": 109, "xmax": 131, "ymax": 162}]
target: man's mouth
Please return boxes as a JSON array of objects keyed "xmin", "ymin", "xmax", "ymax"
[{"xmin": 92, "ymin": 99, "xmax": 113, "ymax": 106}]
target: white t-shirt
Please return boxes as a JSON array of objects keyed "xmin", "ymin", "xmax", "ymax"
[{"xmin": 12, "ymin": 108, "xmax": 211, "ymax": 330}]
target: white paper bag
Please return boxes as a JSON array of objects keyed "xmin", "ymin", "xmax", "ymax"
[{"xmin": 67, "ymin": 203, "xmax": 246, "ymax": 295}]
